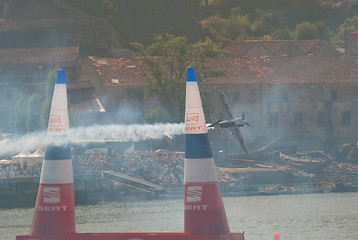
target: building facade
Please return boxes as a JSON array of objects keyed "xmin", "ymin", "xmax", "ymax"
[{"xmin": 204, "ymin": 54, "xmax": 358, "ymax": 150}]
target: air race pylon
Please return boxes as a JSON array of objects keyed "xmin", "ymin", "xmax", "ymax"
[
  {"xmin": 17, "ymin": 67, "xmax": 245, "ymax": 240},
  {"xmin": 29, "ymin": 69, "xmax": 76, "ymax": 236},
  {"xmin": 184, "ymin": 67, "xmax": 231, "ymax": 235}
]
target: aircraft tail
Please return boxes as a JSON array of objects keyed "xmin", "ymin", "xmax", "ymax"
[
  {"xmin": 30, "ymin": 69, "xmax": 76, "ymax": 235},
  {"xmin": 209, "ymin": 113, "xmax": 223, "ymax": 135},
  {"xmin": 184, "ymin": 67, "xmax": 230, "ymax": 235}
]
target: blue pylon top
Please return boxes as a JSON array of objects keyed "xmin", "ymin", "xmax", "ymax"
[
  {"xmin": 56, "ymin": 69, "xmax": 66, "ymax": 84},
  {"xmin": 186, "ymin": 67, "xmax": 196, "ymax": 82}
]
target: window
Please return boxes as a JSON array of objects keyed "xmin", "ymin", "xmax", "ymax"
[
  {"xmin": 342, "ymin": 110, "xmax": 351, "ymax": 126},
  {"xmin": 232, "ymin": 92, "xmax": 240, "ymax": 103},
  {"xmin": 281, "ymin": 91, "xmax": 288, "ymax": 102},
  {"xmin": 317, "ymin": 111, "xmax": 327, "ymax": 127},
  {"xmin": 294, "ymin": 112, "xmax": 303, "ymax": 127},
  {"xmin": 331, "ymin": 90, "xmax": 338, "ymax": 101},
  {"xmin": 269, "ymin": 112, "xmax": 278, "ymax": 128}
]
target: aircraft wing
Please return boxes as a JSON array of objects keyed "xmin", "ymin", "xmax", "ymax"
[
  {"xmin": 218, "ymin": 90, "xmax": 235, "ymax": 120},
  {"xmin": 229, "ymin": 126, "xmax": 249, "ymax": 154}
]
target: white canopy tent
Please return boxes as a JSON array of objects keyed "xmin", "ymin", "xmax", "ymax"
[{"xmin": 12, "ymin": 148, "xmax": 43, "ymax": 168}]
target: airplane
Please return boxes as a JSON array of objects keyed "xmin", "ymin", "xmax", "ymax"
[{"xmin": 208, "ymin": 90, "xmax": 249, "ymax": 154}]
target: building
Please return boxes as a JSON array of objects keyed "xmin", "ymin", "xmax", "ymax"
[
  {"xmin": 223, "ymin": 40, "xmax": 338, "ymax": 57},
  {"xmin": 0, "ymin": 46, "xmax": 79, "ymax": 132},
  {"xmin": 205, "ymin": 54, "xmax": 358, "ymax": 149},
  {"xmin": 345, "ymin": 29, "xmax": 358, "ymax": 55},
  {"xmin": 0, "ymin": 0, "xmax": 357, "ymax": 151},
  {"xmin": 79, "ymin": 54, "xmax": 358, "ymax": 150},
  {"xmin": 0, "ymin": 0, "xmax": 125, "ymax": 132},
  {"xmin": 75, "ymin": 57, "xmax": 148, "ymax": 125}
]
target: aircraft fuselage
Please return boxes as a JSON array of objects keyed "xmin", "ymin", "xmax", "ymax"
[{"xmin": 218, "ymin": 118, "xmax": 245, "ymax": 128}]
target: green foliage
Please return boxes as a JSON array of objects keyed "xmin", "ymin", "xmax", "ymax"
[
  {"xmin": 294, "ymin": 22, "xmax": 316, "ymax": 40},
  {"xmin": 26, "ymin": 93, "xmax": 43, "ymax": 132},
  {"xmin": 337, "ymin": 15, "xmax": 358, "ymax": 40},
  {"xmin": 201, "ymin": 16, "xmax": 228, "ymax": 41},
  {"xmin": 226, "ymin": 12, "xmax": 252, "ymax": 40},
  {"xmin": 14, "ymin": 97, "xmax": 27, "ymax": 134},
  {"xmin": 40, "ymin": 68, "xmax": 58, "ymax": 129},
  {"xmin": 250, "ymin": 9, "xmax": 285, "ymax": 38},
  {"xmin": 143, "ymin": 106, "xmax": 171, "ymax": 124},
  {"xmin": 100, "ymin": 0, "xmax": 202, "ymax": 44},
  {"xmin": 271, "ymin": 26, "xmax": 293, "ymax": 40},
  {"xmin": 66, "ymin": 0, "xmax": 358, "ymax": 43},
  {"xmin": 201, "ymin": 8, "xmax": 289, "ymax": 40},
  {"xmin": 132, "ymin": 34, "xmax": 224, "ymax": 123},
  {"xmin": 201, "ymin": 11, "xmax": 252, "ymax": 41},
  {"xmin": 315, "ymin": 21, "xmax": 329, "ymax": 41},
  {"xmin": 13, "ymin": 68, "xmax": 58, "ymax": 134}
]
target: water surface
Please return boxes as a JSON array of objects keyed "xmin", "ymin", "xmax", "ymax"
[{"xmin": 1, "ymin": 192, "xmax": 357, "ymax": 240}]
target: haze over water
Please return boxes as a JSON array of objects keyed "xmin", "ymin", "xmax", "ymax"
[{"xmin": 2, "ymin": 193, "xmax": 358, "ymax": 240}]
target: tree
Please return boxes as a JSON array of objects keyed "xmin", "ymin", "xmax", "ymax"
[
  {"xmin": 14, "ymin": 97, "xmax": 27, "ymax": 134},
  {"xmin": 201, "ymin": 8, "xmax": 289, "ymax": 40},
  {"xmin": 143, "ymin": 106, "xmax": 171, "ymax": 124},
  {"xmin": 250, "ymin": 9, "xmax": 285, "ymax": 39},
  {"xmin": 40, "ymin": 68, "xmax": 58, "ymax": 129},
  {"xmin": 295, "ymin": 21, "xmax": 329, "ymax": 40},
  {"xmin": 272, "ymin": 26, "xmax": 292, "ymax": 40},
  {"xmin": 294, "ymin": 21, "xmax": 319, "ymax": 40},
  {"xmin": 132, "ymin": 34, "xmax": 225, "ymax": 123},
  {"xmin": 315, "ymin": 20, "xmax": 329, "ymax": 41},
  {"xmin": 26, "ymin": 93, "xmax": 43, "ymax": 132},
  {"xmin": 100, "ymin": 0, "xmax": 203, "ymax": 44},
  {"xmin": 226, "ymin": 12, "xmax": 252, "ymax": 40},
  {"xmin": 338, "ymin": 15, "xmax": 358, "ymax": 40},
  {"xmin": 201, "ymin": 16, "xmax": 228, "ymax": 41}
]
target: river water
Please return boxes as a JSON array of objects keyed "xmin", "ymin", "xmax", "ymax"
[{"xmin": 1, "ymin": 192, "xmax": 358, "ymax": 240}]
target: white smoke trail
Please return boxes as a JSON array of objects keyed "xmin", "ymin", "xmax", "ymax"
[{"xmin": 0, "ymin": 123, "xmax": 184, "ymax": 156}]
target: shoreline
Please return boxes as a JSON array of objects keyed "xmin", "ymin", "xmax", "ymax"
[
  {"xmin": 1, "ymin": 160, "xmax": 358, "ymax": 208},
  {"xmin": 1, "ymin": 179, "xmax": 357, "ymax": 209}
]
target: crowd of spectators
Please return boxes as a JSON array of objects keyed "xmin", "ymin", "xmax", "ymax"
[
  {"xmin": 75, "ymin": 149, "xmax": 184, "ymax": 186},
  {"xmin": 0, "ymin": 162, "xmax": 41, "ymax": 178},
  {"xmin": 0, "ymin": 164, "xmax": 13, "ymax": 177},
  {"xmin": 1, "ymin": 148, "xmax": 185, "ymax": 187}
]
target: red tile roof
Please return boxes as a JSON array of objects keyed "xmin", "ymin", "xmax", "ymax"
[
  {"xmin": 348, "ymin": 29, "xmax": 358, "ymax": 35},
  {"xmin": 89, "ymin": 56, "xmax": 149, "ymax": 87},
  {"xmin": 223, "ymin": 40, "xmax": 323, "ymax": 56},
  {"xmin": 292, "ymin": 40, "xmax": 319, "ymax": 53},
  {"xmin": 205, "ymin": 55, "xmax": 358, "ymax": 85},
  {"xmin": 0, "ymin": 46, "xmax": 78, "ymax": 64},
  {"xmin": 68, "ymin": 88, "xmax": 105, "ymax": 113},
  {"xmin": 223, "ymin": 41, "xmax": 257, "ymax": 57},
  {"xmin": 88, "ymin": 55, "xmax": 358, "ymax": 87},
  {"xmin": 260, "ymin": 41, "xmax": 289, "ymax": 54},
  {"xmin": 67, "ymin": 81, "xmax": 93, "ymax": 90}
]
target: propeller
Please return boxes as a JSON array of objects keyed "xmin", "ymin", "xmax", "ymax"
[{"xmin": 242, "ymin": 113, "xmax": 250, "ymax": 127}]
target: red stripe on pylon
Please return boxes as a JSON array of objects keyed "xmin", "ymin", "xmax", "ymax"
[
  {"xmin": 184, "ymin": 182, "xmax": 229, "ymax": 234},
  {"xmin": 30, "ymin": 183, "xmax": 75, "ymax": 235}
]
